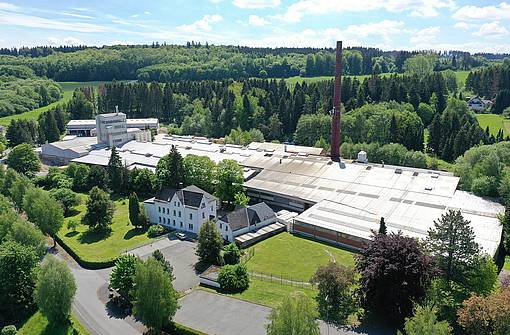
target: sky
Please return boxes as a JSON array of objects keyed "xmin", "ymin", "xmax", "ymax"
[{"xmin": 0, "ymin": 1, "xmax": 510, "ymax": 53}]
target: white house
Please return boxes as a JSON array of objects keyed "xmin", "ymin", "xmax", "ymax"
[
  {"xmin": 467, "ymin": 96, "xmax": 493, "ymax": 112},
  {"xmin": 144, "ymin": 185, "xmax": 218, "ymax": 235},
  {"xmin": 217, "ymin": 202, "xmax": 276, "ymax": 242}
]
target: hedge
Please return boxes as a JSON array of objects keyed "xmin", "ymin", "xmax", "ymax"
[
  {"xmin": 55, "ymin": 234, "xmax": 116, "ymax": 269},
  {"xmin": 164, "ymin": 322, "xmax": 208, "ymax": 335}
]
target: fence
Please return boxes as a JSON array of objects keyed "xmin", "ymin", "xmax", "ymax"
[{"xmin": 249, "ymin": 270, "xmax": 312, "ymax": 288}]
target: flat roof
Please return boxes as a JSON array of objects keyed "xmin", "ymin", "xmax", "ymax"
[
  {"xmin": 295, "ymin": 197, "xmax": 503, "ymax": 256},
  {"xmin": 67, "ymin": 118, "xmax": 159, "ymax": 129}
]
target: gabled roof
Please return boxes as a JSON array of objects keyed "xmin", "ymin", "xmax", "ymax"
[
  {"xmin": 220, "ymin": 202, "xmax": 276, "ymax": 232},
  {"xmin": 155, "ymin": 185, "xmax": 217, "ymax": 208}
]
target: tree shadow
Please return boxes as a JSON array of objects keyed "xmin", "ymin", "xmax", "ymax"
[
  {"xmin": 105, "ymin": 299, "xmax": 131, "ymax": 320},
  {"xmin": 78, "ymin": 228, "xmax": 111, "ymax": 244},
  {"xmin": 123, "ymin": 228, "xmax": 146, "ymax": 240},
  {"xmin": 65, "ymin": 231, "xmax": 79, "ymax": 238},
  {"xmin": 39, "ymin": 319, "xmax": 74, "ymax": 335},
  {"xmin": 194, "ymin": 261, "xmax": 210, "ymax": 275},
  {"xmin": 65, "ymin": 208, "xmax": 81, "ymax": 217}
]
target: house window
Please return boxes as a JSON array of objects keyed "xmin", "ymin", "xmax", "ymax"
[
  {"xmin": 210, "ymin": 206, "xmax": 213, "ymax": 211},
  {"xmin": 163, "ymin": 218, "xmax": 166, "ymax": 224},
  {"xmin": 158, "ymin": 207, "xmax": 161, "ymax": 213},
  {"xmin": 220, "ymin": 223, "xmax": 223, "ymax": 229},
  {"xmin": 189, "ymin": 213, "xmax": 193, "ymax": 220},
  {"xmin": 178, "ymin": 202, "xmax": 180, "ymax": 207},
  {"xmin": 173, "ymin": 210, "xmax": 176, "ymax": 216},
  {"xmin": 188, "ymin": 223, "xmax": 193, "ymax": 230},
  {"xmin": 174, "ymin": 201, "xmax": 176, "ymax": 206},
  {"xmin": 225, "ymin": 226, "xmax": 228, "ymax": 231},
  {"xmin": 201, "ymin": 203, "xmax": 205, "ymax": 209},
  {"xmin": 159, "ymin": 217, "xmax": 161, "ymax": 223},
  {"xmin": 180, "ymin": 222, "xmax": 183, "ymax": 228},
  {"xmin": 166, "ymin": 208, "xmax": 169, "ymax": 214},
  {"xmin": 178, "ymin": 211, "xmax": 181, "ymax": 217},
  {"xmin": 173, "ymin": 220, "xmax": 176, "ymax": 226},
  {"xmin": 202, "ymin": 212, "xmax": 205, "ymax": 219}
]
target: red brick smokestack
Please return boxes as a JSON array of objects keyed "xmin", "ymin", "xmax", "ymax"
[{"xmin": 331, "ymin": 41, "xmax": 342, "ymax": 161}]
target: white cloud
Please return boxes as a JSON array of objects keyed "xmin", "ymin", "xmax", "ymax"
[
  {"xmin": 144, "ymin": 11, "xmax": 151, "ymax": 15},
  {"xmin": 131, "ymin": 14, "xmax": 139, "ymax": 18},
  {"xmin": 410, "ymin": 26, "xmax": 440, "ymax": 45},
  {"xmin": 177, "ymin": 14, "xmax": 223, "ymax": 33},
  {"xmin": 473, "ymin": 21, "xmax": 509, "ymax": 37},
  {"xmin": 57, "ymin": 11, "xmax": 93, "ymax": 19},
  {"xmin": 454, "ymin": 22, "xmax": 470, "ymax": 30},
  {"xmin": 110, "ymin": 40, "xmax": 135, "ymax": 45},
  {"xmin": 277, "ymin": 0, "xmax": 455, "ymax": 23},
  {"xmin": 47, "ymin": 36, "xmax": 84, "ymax": 45},
  {"xmin": 343, "ymin": 20, "xmax": 405, "ymax": 40},
  {"xmin": 248, "ymin": 15, "xmax": 269, "ymax": 26},
  {"xmin": 0, "ymin": 12, "xmax": 112, "ymax": 32},
  {"xmin": 233, "ymin": 0, "xmax": 280, "ymax": 9},
  {"xmin": 453, "ymin": 2, "xmax": 510, "ymax": 21},
  {"xmin": 0, "ymin": 2, "xmax": 18, "ymax": 11}
]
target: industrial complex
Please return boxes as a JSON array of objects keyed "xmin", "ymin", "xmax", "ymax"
[{"xmin": 39, "ymin": 41, "xmax": 505, "ymax": 257}]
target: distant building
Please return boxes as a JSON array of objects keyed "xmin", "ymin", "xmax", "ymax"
[
  {"xmin": 67, "ymin": 116, "xmax": 158, "ymax": 137},
  {"xmin": 467, "ymin": 96, "xmax": 493, "ymax": 112},
  {"xmin": 143, "ymin": 185, "xmax": 218, "ymax": 235},
  {"xmin": 95, "ymin": 112, "xmax": 152, "ymax": 147},
  {"xmin": 217, "ymin": 202, "xmax": 277, "ymax": 243}
]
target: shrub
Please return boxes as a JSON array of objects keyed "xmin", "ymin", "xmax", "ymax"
[
  {"xmin": 1, "ymin": 325, "xmax": 17, "ymax": 335},
  {"xmin": 218, "ymin": 264, "xmax": 250, "ymax": 293},
  {"xmin": 223, "ymin": 243, "xmax": 241, "ymax": 265},
  {"xmin": 147, "ymin": 224, "xmax": 166, "ymax": 238}
]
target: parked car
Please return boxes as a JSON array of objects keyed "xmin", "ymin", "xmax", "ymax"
[{"xmin": 176, "ymin": 232, "xmax": 186, "ymax": 240}]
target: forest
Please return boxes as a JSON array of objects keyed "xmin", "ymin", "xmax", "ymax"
[
  {"xmin": 0, "ymin": 43, "xmax": 495, "ymax": 82},
  {"xmin": 0, "ymin": 65, "xmax": 62, "ymax": 117}
]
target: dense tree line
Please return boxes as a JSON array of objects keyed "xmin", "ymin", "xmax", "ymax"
[
  {"xmin": 0, "ymin": 65, "xmax": 62, "ymax": 117},
  {"xmin": 0, "ymin": 45, "xmax": 87, "ymax": 57},
  {"xmin": 466, "ymin": 63, "xmax": 510, "ymax": 99},
  {"xmin": 0, "ymin": 43, "xmax": 495, "ymax": 83}
]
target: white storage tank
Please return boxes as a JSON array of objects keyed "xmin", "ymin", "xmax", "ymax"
[{"xmin": 357, "ymin": 150, "xmax": 368, "ymax": 163}]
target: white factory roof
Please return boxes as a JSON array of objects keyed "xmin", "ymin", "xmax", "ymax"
[{"xmin": 67, "ymin": 118, "xmax": 159, "ymax": 129}]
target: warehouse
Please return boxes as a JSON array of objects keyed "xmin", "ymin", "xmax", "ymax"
[{"xmin": 66, "ymin": 117, "xmax": 159, "ymax": 136}]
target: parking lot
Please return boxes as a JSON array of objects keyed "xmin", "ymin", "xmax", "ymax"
[{"xmin": 127, "ymin": 237, "xmax": 199, "ymax": 292}]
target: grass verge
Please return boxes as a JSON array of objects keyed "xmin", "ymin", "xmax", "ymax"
[
  {"xmin": 56, "ymin": 195, "xmax": 153, "ymax": 268},
  {"xmin": 18, "ymin": 312, "xmax": 90, "ymax": 335},
  {"xmin": 200, "ymin": 278, "xmax": 317, "ymax": 309},
  {"xmin": 504, "ymin": 257, "xmax": 510, "ymax": 271},
  {"xmin": 245, "ymin": 232, "xmax": 355, "ymax": 281}
]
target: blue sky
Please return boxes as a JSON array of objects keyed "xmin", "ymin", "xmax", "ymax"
[{"xmin": 0, "ymin": 1, "xmax": 509, "ymax": 52}]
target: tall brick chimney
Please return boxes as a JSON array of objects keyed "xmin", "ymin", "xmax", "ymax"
[{"xmin": 330, "ymin": 41, "xmax": 342, "ymax": 161}]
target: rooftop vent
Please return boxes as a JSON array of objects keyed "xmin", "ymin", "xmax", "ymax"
[
  {"xmin": 357, "ymin": 150, "xmax": 368, "ymax": 163},
  {"xmin": 425, "ymin": 187, "xmax": 433, "ymax": 191},
  {"xmin": 366, "ymin": 166, "xmax": 372, "ymax": 170},
  {"xmin": 395, "ymin": 168, "xmax": 403, "ymax": 174},
  {"xmin": 413, "ymin": 172, "xmax": 419, "ymax": 177},
  {"xmin": 431, "ymin": 174, "xmax": 439, "ymax": 179}
]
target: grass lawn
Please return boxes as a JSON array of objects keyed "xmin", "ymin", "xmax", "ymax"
[
  {"xmin": 0, "ymin": 81, "xmax": 117, "ymax": 126},
  {"xmin": 505, "ymin": 257, "xmax": 510, "ymax": 271},
  {"xmin": 18, "ymin": 312, "xmax": 90, "ymax": 335},
  {"xmin": 476, "ymin": 113, "xmax": 510, "ymax": 137},
  {"xmin": 245, "ymin": 232, "xmax": 355, "ymax": 282},
  {"xmin": 57, "ymin": 194, "xmax": 153, "ymax": 264},
  {"xmin": 454, "ymin": 70, "xmax": 470, "ymax": 88},
  {"xmin": 200, "ymin": 278, "xmax": 317, "ymax": 309}
]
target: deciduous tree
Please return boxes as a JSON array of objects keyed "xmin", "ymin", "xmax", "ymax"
[
  {"xmin": 6, "ymin": 143, "xmax": 40, "ymax": 177},
  {"xmin": 196, "ymin": 220, "xmax": 224, "ymax": 265},
  {"xmin": 266, "ymin": 292, "xmax": 320, "ymax": 335},
  {"xmin": 82, "ymin": 186, "xmax": 115, "ymax": 230}
]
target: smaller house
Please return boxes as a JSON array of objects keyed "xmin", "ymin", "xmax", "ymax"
[
  {"xmin": 217, "ymin": 202, "xmax": 277, "ymax": 242},
  {"xmin": 467, "ymin": 96, "xmax": 493, "ymax": 112},
  {"xmin": 144, "ymin": 185, "xmax": 218, "ymax": 235}
]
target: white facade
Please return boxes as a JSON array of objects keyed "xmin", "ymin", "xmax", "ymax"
[
  {"xmin": 144, "ymin": 186, "xmax": 218, "ymax": 235},
  {"xmin": 217, "ymin": 203, "xmax": 277, "ymax": 242}
]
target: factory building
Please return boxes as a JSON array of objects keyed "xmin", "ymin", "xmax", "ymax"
[{"xmin": 66, "ymin": 116, "xmax": 159, "ymax": 137}]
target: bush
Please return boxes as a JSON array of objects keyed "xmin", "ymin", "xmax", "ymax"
[
  {"xmin": 223, "ymin": 243, "xmax": 241, "ymax": 265},
  {"xmin": 1, "ymin": 325, "xmax": 17, "ymax": 335},
  {"xmin": 218, "ymin": 264, "xmax": 250, "ymax": 293},
  {"xmin": 147, "ymin": 224, "xmax": 166, "ymax": 238}
]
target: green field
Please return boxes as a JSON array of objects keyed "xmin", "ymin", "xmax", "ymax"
[
  {"xmin": 201, "ymin": 278, "xmax": 317, "ymax": 308},
  {"xmin": 57, "ymin": 195, "xmax": 153, "ymax": 264},
  {"xmin": 245, "ymin": 233, "xmax": 355, "ymax": 281},
  {"xmin": 18, "ymin": 312, "xmax": 90, "ymax": 335},
  {"xmin": 505, "ymin": 257, "xmax": 510, "ymax": 271},
  {"xmin": 0, "ymin": 81, "xmax": 112, "ymax": 126},
  {"xmin": 476, "ymin": 114, "xmax": 510, "ymax": 137}
]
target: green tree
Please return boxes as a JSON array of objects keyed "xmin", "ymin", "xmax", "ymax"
[
  {"xmin": 196, "ymin": 220, "xmax": 224, "ymax": 265},
  {"xmin": 1, "ymin": 325, "xmax": 17, "ymax": 335},
  {"xmin": 217, "ymin": 263, "xmax": 250, "ymax": 292},
  {"xmin": 132, "ymin": 258, "xmax": 179, "ymax": 334},
  {"xmin": 311, "ymin": 261, "xmax": 357, "ymax": 325},
  {"xmin": 9, "ymin": 174, "xmax": 32, "ymax": 211},
  {"xmin": 400, "ymin": 305, "xmax": 452, "ymax": 335},
  {"xmin": 68, "ymin": 90, "xmax": 94, "ymax": 119},
  {"xmin": 68, "ymin": 163, "xmax": 90, "ymax": 192},
  {"xmin": 223, "ymin": 243, "xmax": 241, "ymax": 265},
  {"xmin": 155, "ymin": 145, "xmax": 185, "ymax": 189},
  {"xmin": 128, "ymin": 192, "xmax": 140, "ymax": 228},
  {"xmin": 23, "ymin": 187, "xmax": 64, "ymax": 247},
  {"xmin": 0, "ymin": 241, "xmax": 38, "ymax": 325},
  {"xmin": 426, "ymin": 210, "xmax": 480, "ymax": 288},
  {"xmin": 403, "ymin": 54, "xmax": 435, "ymax": 77},
  {"xmin": 109, "ymin": 254, "xmax": 139, "ymax": 300},
  {"xmin": 266, "ymin": 292, "xmax": 320, "ymax": 335},
  {"xmin": 35, "ymin": 256, "xmax": 76, "ymax": 325},
  {"xmin": 215, "ymin": 159, "xmax": 244, "ymax": 206},
  {"xmin": 7, "ymin": 219, "xmax": 46, "ymax": 259},
  {"xmin": 233, "ymin": 192, "xmax": 250, "ymax": 207},
  {"xmin": 107, "ymin": 146, "xmax": 124, "ymax": 194},
  {"xmin": 152, "ymin": 249, "xmax": 174, "ymax": 280},
  {"xmin": 82, "ymin": 186, "xmax": 115, "ymax": 230},
  {"xmin": 378, "ymin": 217, "xmax": 387, "ymax": 235},
  {"xmin": 6, "ymin": 143, "xmax": 40, "ymax": 177},
  {"xmin": 49, "ymin": 188, "xmax": 80, "ymax": 216},
  {"xmin": 183, "ymin": 155, "xmax": 216, "ymax": 193},
  {"xmin": 87, "ymin": 165, "xmax": 108, "ymax": 190}
]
